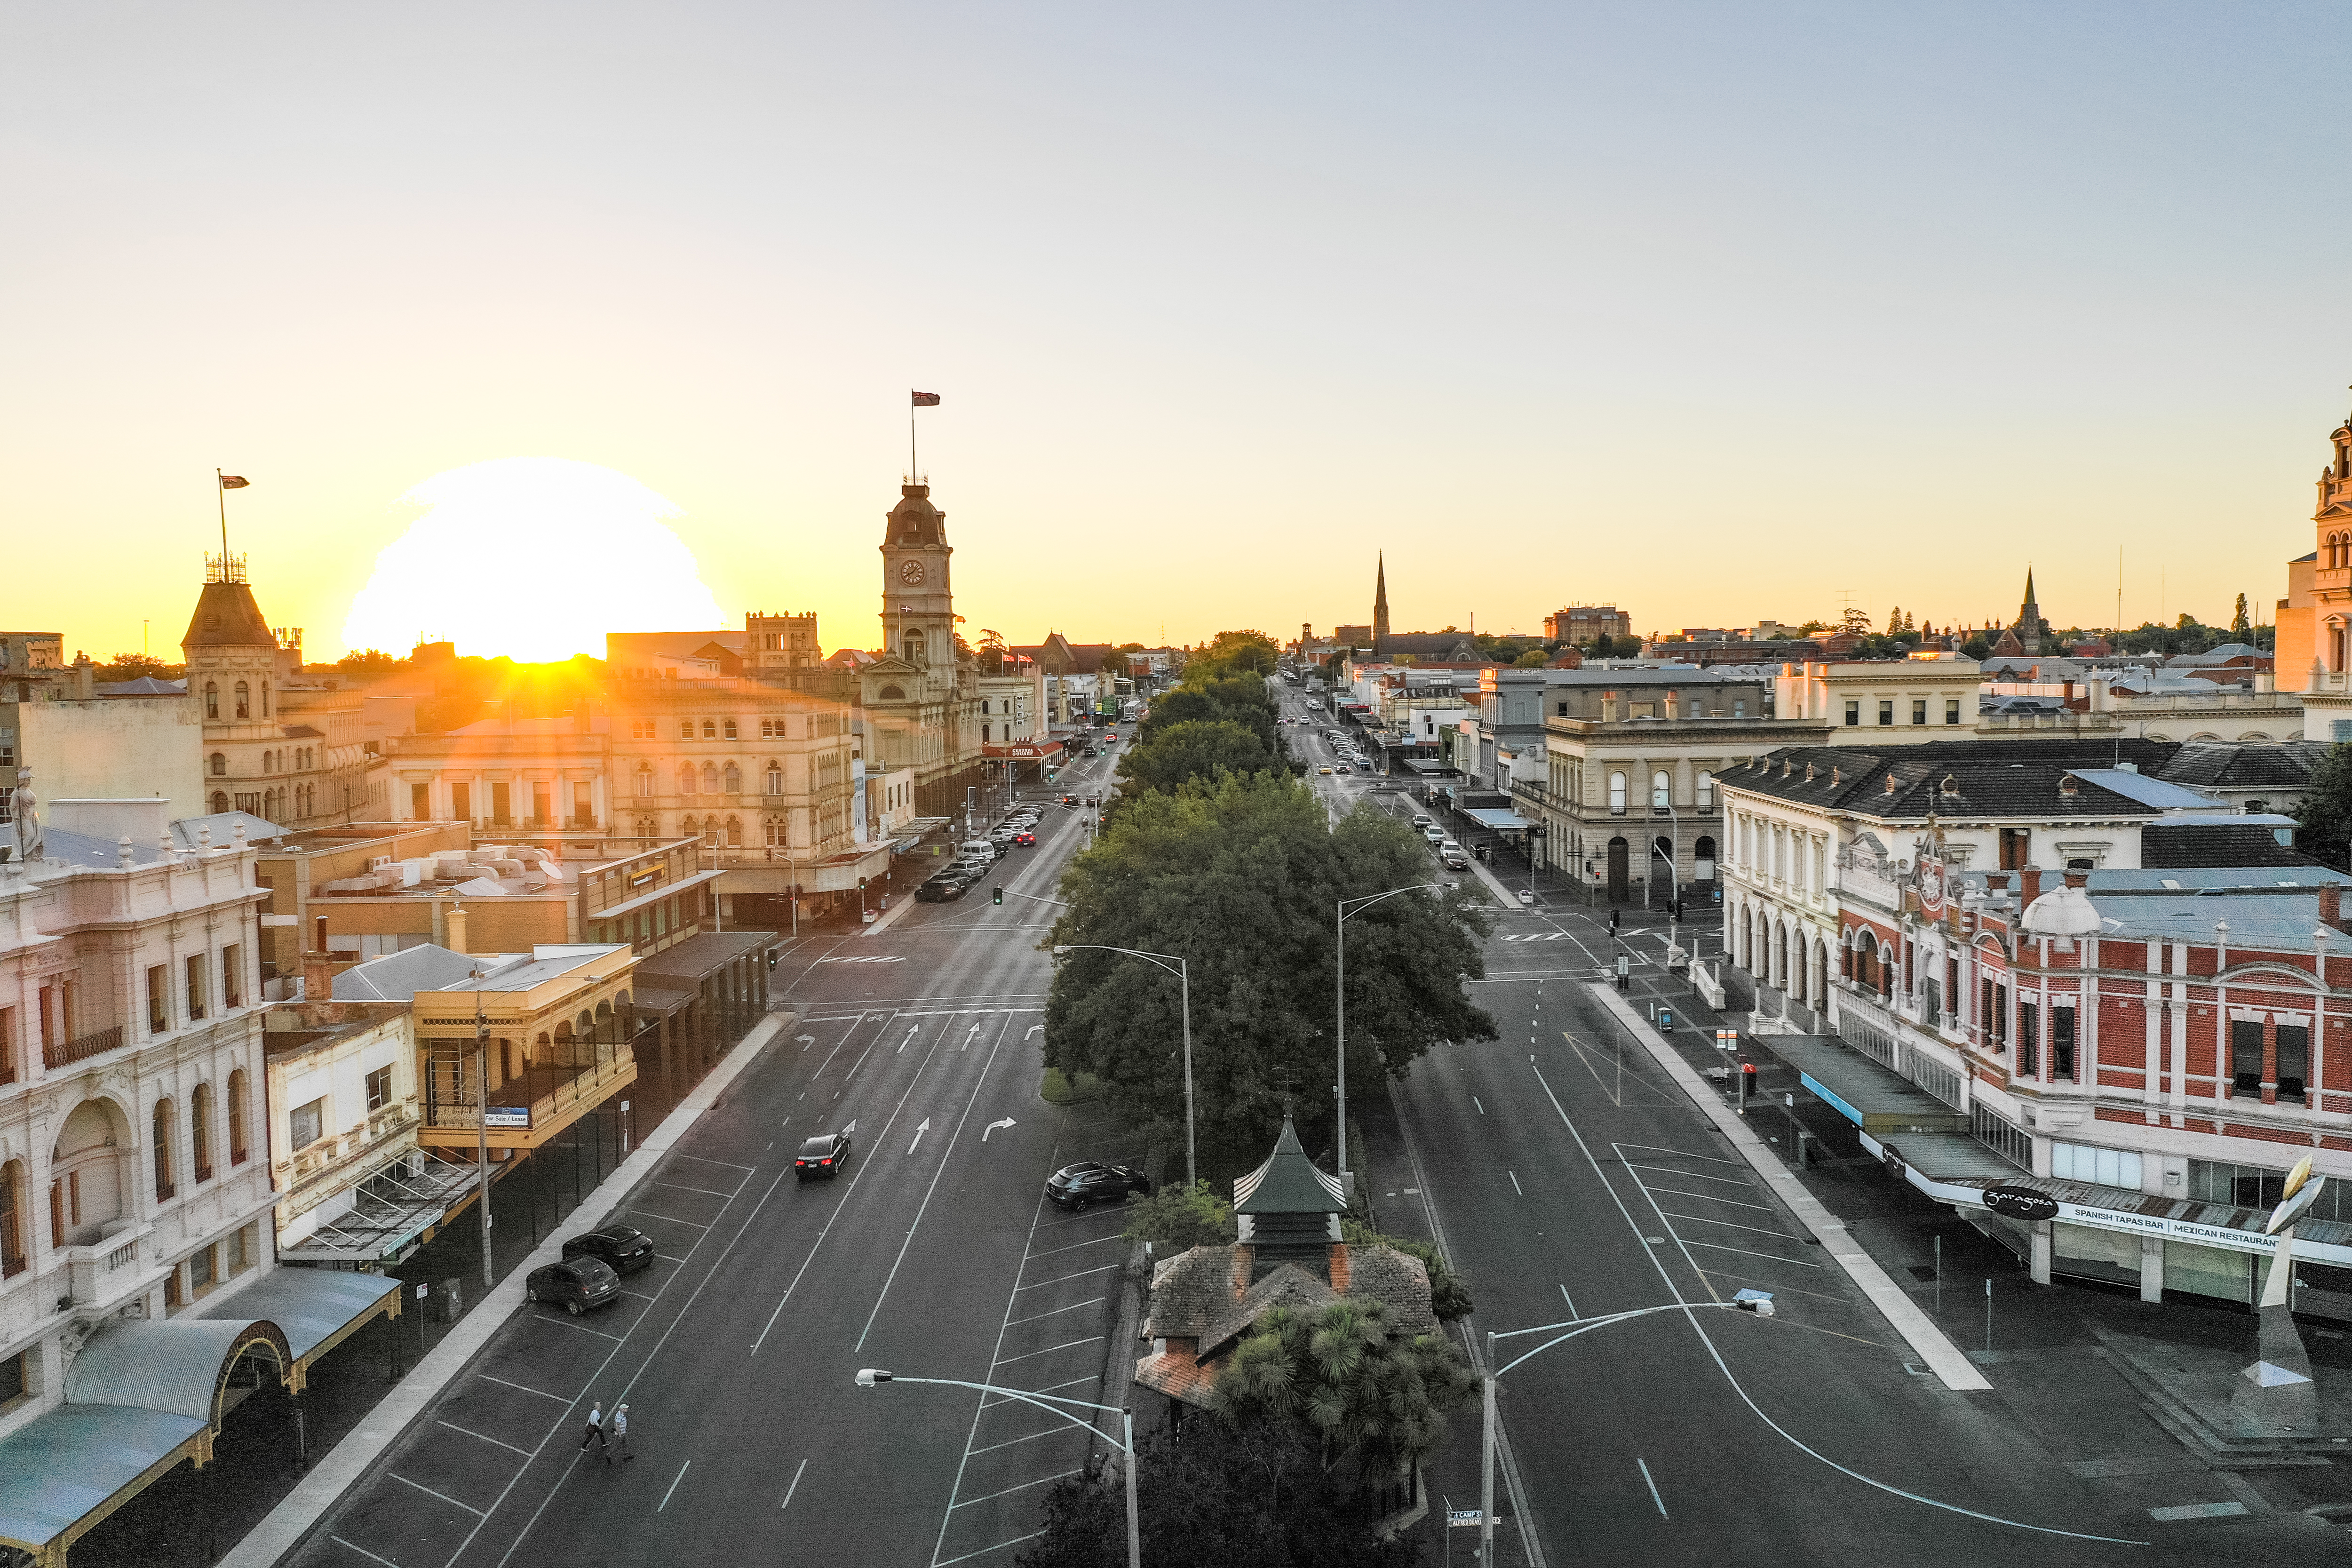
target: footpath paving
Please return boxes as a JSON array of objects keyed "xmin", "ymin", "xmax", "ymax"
[{"xmin": 218, "ymin": 1010, "xmax": 792, "ymax": 1568}]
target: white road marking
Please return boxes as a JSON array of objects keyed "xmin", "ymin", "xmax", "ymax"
[
  {"xmin": 627, "ymin": 1210, "xmax": 708, "ymax": 1228},
  {"xmin": 1474, "ymin": 1096, "xmax": 1485, "ymax": 1115},
  {"xmin": 1637, "ymin": 1457, "xmax": 1668, "ymax": 1517},
  {"xmin": 474, "ymin": 1374, "xmax": 572, "ymax": 1404},
  {"xmin": 658, "ymin": 1459, "xmax": 691, "ymax": 1512},
  {"xmin": 330, "ymin": 1536, "xmax": 405, "ymax": 1568},
  {"xmin": 1559, "ymin": 1282, "xmax": 1577, "ymax": 1316},
  {"xmin": 935, "ymin": 1532, "xmax": 1045, "ymax": 1567},
  {"xmin": 1643, "ymin": 1186, "xmax": 1774, "ymax": 1211},
  {"xmin": 1004, "ymin": 1295, "xmax": 1109, "ymax": 1329},
  {"xmin": 780, "ymin": 1457, "xmax": 809, "ymax": 1511},
  {"xmin": 948, "ymin": 1470, "xmax": 1081, "ymax": 1511},
  {"xmin": 1014, "ymin": 1264, "xmax": 1118, "ymax": 1292},
  {"xmin": 437, "ymin": 1419, "xmax": 531, "ymax": 1457},
  {"xmin": 1510, "ymin": 1170, "xmax": 1523, "ymax": 1196},
  {"xmin": 389, "ymin": 1472, "xmax": 485, "ymax": 1517},
  {"xmin": 991, "ymin": 1335, "xmax": 1103, "ymax": 1368},
  {"xmin": 984, "ymin": 1117, "xmax": 1016, "ymax": 1140},
  {"xmin": 910, "ymin": 1117, "xmax": 932, "ymax": 1155}
]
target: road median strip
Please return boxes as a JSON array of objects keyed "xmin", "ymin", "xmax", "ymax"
[{"xmin": 1586, "ymin": 985, "xmax": 1992, "ymax": 1393}]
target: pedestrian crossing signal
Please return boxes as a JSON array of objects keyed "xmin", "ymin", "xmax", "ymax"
[{"xmin": 993, "ymin": 887, "xmax": 1003, "ymax": 906}]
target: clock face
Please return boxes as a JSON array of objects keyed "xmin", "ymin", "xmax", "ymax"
[{"xmin": 898, "ymin": 558, "xmax": 925, "ymax": 586}]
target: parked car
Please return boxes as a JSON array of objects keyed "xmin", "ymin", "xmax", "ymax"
[
  {"xmin": 1045, "ymin": 1162, "xmax": 1152, "ymax": 1211},
  {"xmin": 916, "ymin": 876, "xmax": 964, "ymax": 903},
  {"xmin": 1441, "ymin": 851, "xmax": 1469, "ymax": 870},
  {"xmin": 1411, "ymin": 814, "xmax": 1434, "ymax": 829},
  {"xmin": 562, "ymin": 1223, "xmax": 655, "ymax": 1275},
  {"xmin": 526, "ymin": 1257, "xmax": 621, "ymax": 1315},
  {"xmin": 1518, "ymin": 889, "xmax": 1537, "ymax": 905},
  {"xmin": 796, "ymin": 1130, "xmax": 853, "ymax": 1179},
  {"xmin": 1423, "ymin": 827, "xmax": 1445, "ymax": 843}
]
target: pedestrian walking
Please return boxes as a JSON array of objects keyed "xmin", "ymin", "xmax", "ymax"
[
  {"xmin": 608, "ymin": 1403, "xmax": 633, "ymax": 1464},
  {"xmin": 579, "ymin": 1401, "xmax": 607, "ymax": 1456}
]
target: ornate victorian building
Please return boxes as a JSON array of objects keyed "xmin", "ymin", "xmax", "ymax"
[{"xmin": 183, "ymin": 557, "xmax": 366, "ymax": 827}]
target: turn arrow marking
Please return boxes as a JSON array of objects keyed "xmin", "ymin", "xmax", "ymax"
[
  {"xmin": 983, "ymin": 1117, "xmax": 1016, "ymax": 1141},
  {"xmin": 908, "ymin": 1117, "xmax": 931, "ymax": 1155}
]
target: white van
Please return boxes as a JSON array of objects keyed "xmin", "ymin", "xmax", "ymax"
[{"xmin": 960, "ymin": 838, "xmax": 1001, "ymax": 862}]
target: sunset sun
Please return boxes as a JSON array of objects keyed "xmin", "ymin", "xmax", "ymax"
[{"xmin": 340, "ymin": 456, "xmax": 724, "ymax": 663}]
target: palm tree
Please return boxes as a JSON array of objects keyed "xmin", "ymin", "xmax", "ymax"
[{"xmin": 1211, "ymin": 1299, "xmax": 1473, "ymax": 1482}]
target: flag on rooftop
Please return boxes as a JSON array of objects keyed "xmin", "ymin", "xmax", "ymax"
[
  {"xmin": 911, "ymin": 391, "xmax": 940, "ymax": 406},
  {"xmin": 219, "ymin": 475, "xmax": 249, "ymax": 488}
]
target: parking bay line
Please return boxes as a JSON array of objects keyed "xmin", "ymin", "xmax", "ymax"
[
  {"xmin": 1015, "ymin": 1264, "xmax": 1117, "ymax": 1292},
  {"xmin": 1678, "ymin": 1238, "xmax": 1822, "ymax": 1268},
  {"xmin": 388, "ymin": 1472, "xmax": 485, "ymax": 1517},
  {"xmin": 658, "ymin": 1460, "xmax": 691, "ymax": 1512},
  {"xmin": 437, "ymin": 1419, "xmax": 532, "ymax": 1457},
  {"xmin": 329, "ymin": 1536, "xmax": 404, "ymax": 1568},
  {"xmin": 1023, "ymin": 1233, "xmax": 1124, "ymax": 1261},
  {"xmin": 780, "ymin": 1457, "xmax": 809, "ymax": 1511},
  {"xmin": 1624, "ymin": 1163, "xmax": 1755, "ymax": 1187},
  {"xmin": 1642, "ymin": 1185, "xmax": 1774, "ymax": 1211},
  {"xmin": 992, "ymin": 1335, "xmax": 1103, "ymax": 1369},
  {"xmin": 949, "ymin": 1470, "xmax": 1082, "ymax": 1512},
  {"xmin": 627, "ymin": 1210, "xmax": 710, "ymax": 1228},
  {"xmin": 529, "ymin": 1314, "xmax": 625, "ymax": 1342},
  {"xmin": 1653, "ymin": 1209, "xmax": 1810, "ymax": 1242},
  {"xmin": 936, "ymin": 1532, "xmax": 1046, "ymax": 1568},
  {"xmin": 648, "ymin": 1180, "xmax": 739, "ymax": 1200},
  {"xmin": 1004, "ymin": 1295, "xmax": 1108, "ymax": 1329},
  {"xmin": 474, "ymin": 1374, "xmax": 573, "ymax": 1404}
]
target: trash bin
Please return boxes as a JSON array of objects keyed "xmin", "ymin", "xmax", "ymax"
[{"xmin": 439, "ymin": 1279, "xmax": 464, "ymax": 1322}]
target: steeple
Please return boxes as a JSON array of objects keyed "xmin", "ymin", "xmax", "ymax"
[
  {"xmin": 2008, "ymin": 566, "xmax": 2050, "ymax": 656},
  {"xmin": 1372, "ymin": 553, "xmax": 1391, "ymax": 647}
]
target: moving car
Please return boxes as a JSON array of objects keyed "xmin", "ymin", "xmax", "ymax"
[
  {"xmin": 562, "ymin": 1223, "xmax": 655, "ymax": 1275},
  {"xmin": 1044, "ymin": 1162, "xmax": 1152, "ymax": 1211},
  {"xmin": 1411, "ymin": 815, "xmax": 1434, "ymax": 829},
  {"xmin": 1423, "ymin": 827, "xmax": 1445, "ymax": 843},
  {"xmin": 1518, "ymin": 889, "xmax": 1537, "ymax": 905},
  {"xmin": 916, "ymin": 875, "xmax": 967, "ymax": 903},
  {"xmin": 796, "ymin": 1130, "xmax": 853, "ymax": 1179},
  {"xmin": 1062, "ymin": 794, "xmax": 1080, "ymax": 807},
  {"xmin": 1014, "ymin": 830, "xmax": 1036, "ymax": 846},
  {"xmin": 1318, "ymin": 765, "xmax": 1334, "ymax": 775},
  {"xmin": 526, "ymin": 1258, "xmax": 620, "ymax": 1315},
  {"xmin": 1441, "ymin": 850, "xmax": 1470, "ymax": 870}
]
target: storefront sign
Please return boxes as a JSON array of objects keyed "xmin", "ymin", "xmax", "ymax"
[
  {"xmin": 1881, "ymin": 1143, "xmax": 1907, "ymax": 1184},
  {"xmin": 484, "ymin": 1107, "xmax": 531, "ymax": 1130},
  {"xmin": 1981, "ymin": 1185, "xmax": 2059, "ymax": 1223}
]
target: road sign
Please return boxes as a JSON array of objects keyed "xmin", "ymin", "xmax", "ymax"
[{"xmin": 1447, "ymin": 1510, "xmax": 1486, "ymax": 1528}]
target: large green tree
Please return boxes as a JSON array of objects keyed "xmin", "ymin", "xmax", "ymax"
[
  {"xmin": 1045, "ymin": 775, "xmax": 1494, "ymax": 1178},
  {"xmin": 1112, "ymin": 719, "xmax": 1278, "ymax": 799},
  {"xmin": 1018, "ymin": 1419, "xmax": 1421, "ymax": 1568},
  {"xmin": 1214, "ymin": 1300, "xmax": 1475, "ymax": 1479},
  {"xmin": 2295, "ymin": 742, "xmax": 2352, "ymax": 869}
]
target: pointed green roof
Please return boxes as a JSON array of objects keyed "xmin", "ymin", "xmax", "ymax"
[{"xmin": 1233, "ymin": 1115, "xmax": 1347, "ymax": 1216}]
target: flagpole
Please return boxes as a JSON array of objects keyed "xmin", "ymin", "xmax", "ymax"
[
  {"xmin": 216, "ymin": 467, "xmax": 229, "ymax": 563},
  {"xmin": 910, "ymin": 395, "xmax": 917, "ymax": 484}
]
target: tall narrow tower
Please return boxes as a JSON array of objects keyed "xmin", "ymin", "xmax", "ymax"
[
  {"xmin": 2010, "ymin": 568, "xmax": 2050, "ymax": 656},
  {"xmin": 1372, "ymin": 553, "xmax": 1391, "ymax": 648},
  {"xmin": 877, "ymin": 483, "xmax": 956, "ymax": 704}
]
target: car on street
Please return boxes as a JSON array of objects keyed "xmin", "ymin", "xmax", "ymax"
[
  {"xmin": 1441, "ymin": 850, "xmax": 1469, "ymax": 870},
  {"xmin": 796, "ymin": 1130, "xmax": 853, "ymax": 1179},
  {"xmin": 562, "ymin": 1223, "xmax": 656, "ymax": 1275},
  {"xmin": 1518, "ymin": 889, "xmax": 1537, "ymax": 905},
  {"xmin": 1411, "ymin": 814, "xmax": 1434, "ymax": 829},
  {"xmin": 526, "ymin": 1257, "xmax": 620, "ymax": 1315},
  {"xmin": 1062, "ymin": 794, "xmax": 1080, "ymax": 806},
  {"xmin": 916, "ymin": 875, "xmax": 966, "ymax": 902},
  {"xmin": 1318, "ymin": 765, "xmax": 1334, "ymax": 774},
  {"xmin": 1423, "ymin": 827, "xmax": 1445, "ymax": 843},
  {"xmin": 1045, "ymin": 1161, "xmax": 1152, "ymax": 1211},
  {"xmin": 1014, "ymin": 830, "xmax": 1036, "ymax": 846}
]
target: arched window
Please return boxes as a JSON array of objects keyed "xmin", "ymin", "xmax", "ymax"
[
  {"xmin": 765, "ymin": 763, "xmax": 783, "ymax": 795},
  {"xmin": 700, "ymin": 762, "xmax": 720, "ymax": 794},
  {"xmin": 701, "ymin": 719, "xmax": 717, "ymax": 739},
  {"xmin": 878, "ymin": 685, "xmax": 906, "ymax": 701},
  {"xmin": 723, "ymin": 719, "xmax": 739, "ymax": 739},
  {"xmin": 210, "ymin": 753, "xmax": 227, "ymax": 777},
  {"xmin": 1696, "ymin": 771, "xmax": 1714, "ymax": 810},
  {"xmin": 724, "ymin": 816, "xmax": 742, "ymax": 847},
  {"xmin": 233, "ymin": 681, "xmax": 250, "ymax": 719},
  {"xmin": 636, "ymin": 766, "xmax": 654, "ymax": 798},
  {"xmin": 764, "ymin": 816, "xmax": 786, "ymax": 846},
  {"xmin": 227, "ymin": 1069, "xmax": 249, "ymax": 1165},
  {"xmin": 0, "ymin": 1159, "xmax": 26, "ymax": 1277},
  {"xmin": 211, "ymin": 790, "xmax": 230, "ymax": 814},
  {"xmin": 153, "ymin": 1099, "xmax": 176, "ymax": 1202},
  {"xmin": 1607, "ymin": 772, "xmax": 1627, "ymax": 815},
  {"xmin": 677, "ymin": 764, "xmax": 697, "ymax": 795},
  {"xmin": 191, "ymin": 1083, "xmax": 213, "ymax": 1183},
  {"xmin": 1651, "ymin": 771, "xmax": 1670, "ymax": 812},
  {"xmin": 722, "ymin": 762, "xmax": 742, "ymax": 794},
  {"xmin": 204, "ymin": 681, "xmax": 219, "ymax": 719},
  {"xmin": 678, "ymin": 720, "xmax": 694, "ymax": 740}
]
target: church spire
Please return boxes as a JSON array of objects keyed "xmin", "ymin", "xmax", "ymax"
[{"xmin": 1372, "ymin": 553, "xmax": 1391, "ymax": 646}]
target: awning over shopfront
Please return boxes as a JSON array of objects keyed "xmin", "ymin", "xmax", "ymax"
[
  {"xmin": 1754, "ymin": 1035, "xmax": 1970, "ymax": 1137},
  {"xmin": 588, "ymin": 868, "xmax": 725, "ymax": 924},
  {"xmin": 1462, "ymin": 807, "xmax": 1533, "ymax": 831},
  {"xmin": 1402, "ymin": 759, "xmax": 1457, "ymax": 776},
  {"xmin": 0, "ymin": 1271, "xmax": 397, "ymax": 1563},
  {"xmin": 277, "ymin": 1148, "xmax": 482, "ymax": 1266}
]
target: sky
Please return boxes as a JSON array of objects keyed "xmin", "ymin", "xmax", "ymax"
[{"xmin": 5, "ymin": 3, "xmax": 2348, "ymax": 662}]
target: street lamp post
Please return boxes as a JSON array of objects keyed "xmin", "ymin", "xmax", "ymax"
[
  {"xmin": 1335, "ymin": 883, "xmax": 1443, "ymax": 1193},
  {"xmin": 1477, "ymin": 1297, "xmax": 1773, "ymax": 1559},
  {"xmin": 858, "ymin": 1369, "xmax": 1139, "ymax": 1568},
  {"xmin": 1054, "ymin": 944, "xmax": 1191, "ymax": 1188},
  {"xmin": 469, "ymin": 976, "xmax": 494, "ymax": 1291}
]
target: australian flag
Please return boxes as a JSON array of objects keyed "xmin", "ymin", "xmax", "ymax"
[{"xmin": 911, "ymin": 391, "xmax": 941, "ymax": 406}]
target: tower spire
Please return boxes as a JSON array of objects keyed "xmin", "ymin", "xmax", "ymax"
[{"xmin": 1372, "ymin": 552, "xmax": 1391, "ymax": 647}]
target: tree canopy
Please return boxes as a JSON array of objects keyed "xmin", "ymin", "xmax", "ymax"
[
  {"xmin": 1213, "ymin": 1300, "xmax": 1475, "ymax": 1479},
  {"xmin": 2295, "ymin": 742, "xmax": 2352, "ymax": 870},
  {"xmin": 1045, "ymin": 774, "xmax": 1494, "ymax": 1179}
]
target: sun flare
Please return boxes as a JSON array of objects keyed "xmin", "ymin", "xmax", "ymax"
[{"xmin": 340, "ymin": 457, "xmax": 725, "ymax": 663}]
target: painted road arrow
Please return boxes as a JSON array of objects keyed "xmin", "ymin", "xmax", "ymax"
[
  {"xmin": 983, "ymin": 1118, "xmax": 1016, "ymax": 1141},
  {"xmin": 908, "ymin": 1118, "xmax": 931, "ymax": 1155}
]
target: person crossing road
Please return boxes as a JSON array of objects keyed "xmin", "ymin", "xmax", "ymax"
[
  {"xmin": 607, "ymin": 1403, "xmax": 633, "ymax": 1464},
  {"xmin": 578, "ymin": 1401, "xmax": 607, "ymax": 1457}
]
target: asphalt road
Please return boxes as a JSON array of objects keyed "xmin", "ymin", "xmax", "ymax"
[{"xmin": 292, "ymin": 739, "xmax": 1138, "ymax": 1568}]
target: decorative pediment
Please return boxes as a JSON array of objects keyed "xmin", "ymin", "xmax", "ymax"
[{"xmin": 861, "ymin": 654, "xmax": 920, "ymax": 677}]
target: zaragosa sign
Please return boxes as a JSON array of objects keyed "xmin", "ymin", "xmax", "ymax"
[{"xmin": 1980, "ymin": 1184, "xmax": 2059, "ymax": 1223}]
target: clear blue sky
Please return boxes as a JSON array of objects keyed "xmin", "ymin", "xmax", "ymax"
[{"xmin": 5, "ymin": 2, "xmax": 2345, "ymax": 657}]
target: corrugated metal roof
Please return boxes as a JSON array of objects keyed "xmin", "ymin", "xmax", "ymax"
[
  {"xmin": 1232, "ymin": 1118, "xmax": 1346, "ymax": 1215},
  {"xmin": 2066, "ymin": 768, "xmax": 2216, "ymax": 811}
]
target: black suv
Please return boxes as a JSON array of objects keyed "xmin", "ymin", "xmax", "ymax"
[
  {"xmin": 796, "ymin": 1131, "xmax": 853, "ymax": 1180},
  {"xmin": 562, "ymin": 1223, "xmax": 655, "ymax": 1275},
  {"xmin": 525, "ymin": 1257, "xmax": 621, "ymax": 1315},
  {"xmin": 1045, "ymin": 1162, "xmax": 1151, "ymax": 1211}
]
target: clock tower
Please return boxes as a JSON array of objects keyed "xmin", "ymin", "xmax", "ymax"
[{"xmin": 879, "ymin": 482, "xmax": 957, "ymax": 700}]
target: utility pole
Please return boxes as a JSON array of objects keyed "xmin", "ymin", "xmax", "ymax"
[{"xmin": 472, "ymin": 977, "xmax": 493, "ymax": 1290}]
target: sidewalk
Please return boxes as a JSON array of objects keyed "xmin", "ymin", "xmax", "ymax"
[{"xmin": 217, "ymin": 1010, "xmax": 793, "ymax": 1568}]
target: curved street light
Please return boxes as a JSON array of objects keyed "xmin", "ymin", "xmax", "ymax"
[
  {"xmin": 858, "ymin": 1369, "xmax": 1139, "ymax": 1568},
  {"xmin": 1053, "ymin": 943, "xmax": 1192, "ymax": 1188},
  {"xmin": 1335, "ymin": 883, "xmax": 1444, "ymax": 1192},
  {"xmin": 1476, "ymin": 1296, "xmax": 1772, "ymax": 1557}
]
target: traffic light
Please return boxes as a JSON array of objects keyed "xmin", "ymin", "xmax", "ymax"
[
  {"xmin": 993, "ymin": 887, "xmax": 1004, "ymax": 906},
  {"xmin": 858, "ymin": 876, "xmax": 867, "ymax": 892}
]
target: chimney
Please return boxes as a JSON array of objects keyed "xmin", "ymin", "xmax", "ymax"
[
  {"xmin": 2063, "ymin": 868, "xmax": 2088, "ymax": 889},
  {"xmin": 2020, "ymin": 865, "xmax": 2042, "ymax": 906},
  {"xmin": 302, "ymin": 949, "xmax": 335, "ymax": 1002},
  {"xmin": 1986, "ymin": 871, "xmax": 2010, "ymax": 894},
  {"xmin": 445, "ymin": 902, "xmax": 470, "ymax": 955},
  {"xmin": 312, "ymin": 914, "xmax": 329, "ymax": 953},
  {"xmin": 72, "ymin": 656, "xmax": 95, "ymax": 699},
  {"xmin": 2323, "ymin": 883, "xmax": 2345, "ymax": 932}
]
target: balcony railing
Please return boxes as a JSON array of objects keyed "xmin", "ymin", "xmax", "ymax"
[
  {"xmin": 44, "ymin": 1024, "xmax": 124, "ymax": 1071},
  {"xmin": 425, "ymin": 1038, "xmax": 635, "ymax": 1137}
]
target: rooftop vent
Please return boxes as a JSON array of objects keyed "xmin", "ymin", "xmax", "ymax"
[
  {"xmin": 1940, "ymin": 774, "xmax": 1959, "ymax": 796},
  {"xmin": 2059, "ymin": 775, "xmax": 2080, "ymax": 796},
  {"xmin": 1884, "ymin": 772, "xmax": 1898, "ymax": 796}
]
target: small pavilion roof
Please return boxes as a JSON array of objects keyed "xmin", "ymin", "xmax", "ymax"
[{"xmin": 1232, "ymin": 1115, "xmax": 1346, "ymax": 1216}]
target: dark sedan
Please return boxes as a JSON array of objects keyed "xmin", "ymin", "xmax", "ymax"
[
  {"xmin": 525, "ymin": 1257, "xmax": 621, "ymax": 1315},
  {"xmin": 562, "ymin": 1223, "xmax": 655, "ymax": 1275},
  {"xmin": 1045, "ymin": 1162, "xmax": 1151, "ymax": 1211},
  {"xmin": 796, "ymin": 1130, "xmax": 853, "ymax": 1180}
]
